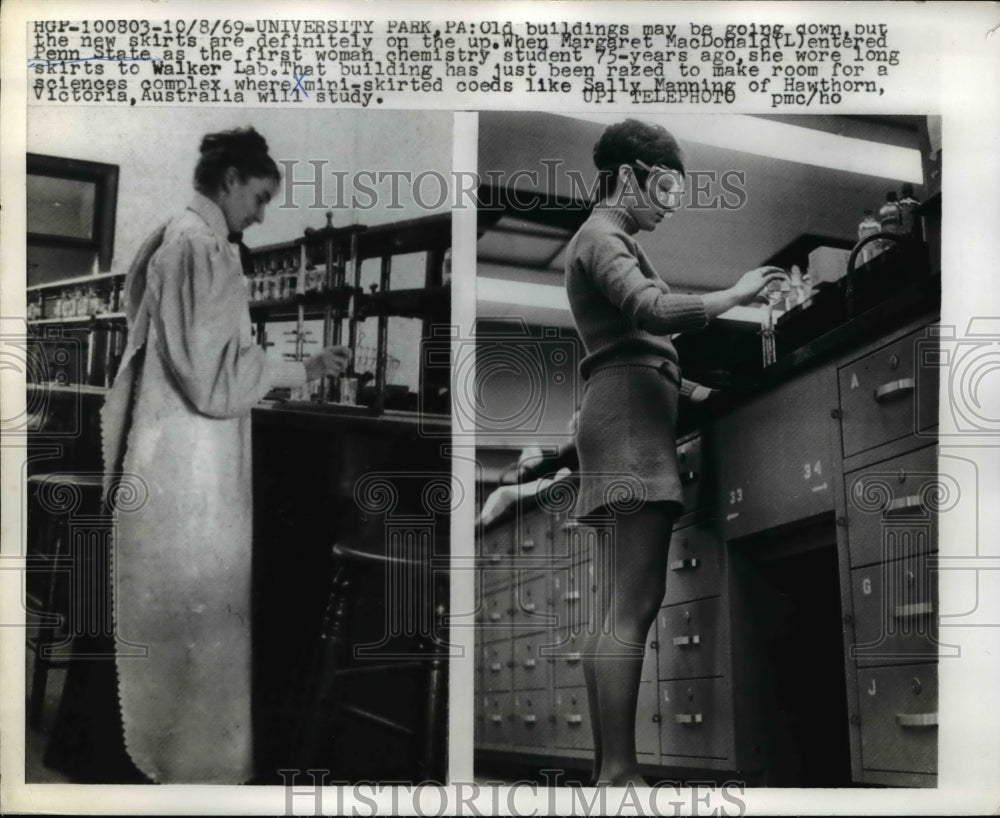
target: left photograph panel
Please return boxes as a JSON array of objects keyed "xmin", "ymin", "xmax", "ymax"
[{"xmin": 21, "ymin": 107, "xmax": 453, "ymax": 784}]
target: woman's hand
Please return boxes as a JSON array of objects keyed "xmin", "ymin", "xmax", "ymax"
[
  {"xmin": 305, "ymin": 346, "xmax": 352, "ymax": 381},
  {"xmin": 700, "ymin": 266, "xmax": 790, "ymax": 319},
  {"xmin": 730, "ymin": 267, "xmax": 789, "ymax": 306}
]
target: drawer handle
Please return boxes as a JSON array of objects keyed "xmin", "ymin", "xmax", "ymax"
[
  {"xmin": 489, "ymin": 662, "xmax": 503, "ymax": 672},
  {"xmin": 563, "ymin": 591, "xmax": 581, "ymax": 602},
  {"xmin": 522, "ymin": 658, "xmax": 536, "ymax": 669},
  {"xmin": 489, "ymin": 611, "xmax": 502, "ymax": 622},
  {"xmin": 522, "ymin": 539, "xmax": 536, "ymax": 551},
  {"xmin": 673, "ymin": 635, "xmax": 701, "ymax": 647},
  {"xmin": 883, "ymin": 495, "xmax": 924, "ymax": 516},
  {"xmin": 561, "ymin": 521, "xmax": 581, "ymax": 532},
  {"xmin": 490, "ymin": 714, "xmax": 503, "ymax": 725},
  {"xmin": 896, "ymin": 712, "xmax": 937, "ymax": 728},
  {"xmin": 522, "ymin": 714, "xmax": 537, "ymax": 724},
  {"xmin": 680, "ymin": 470, "xmax": 699, "ymax": 485},
  {"xmin": 522, "ymin": 602, "xmax": 536, "ymax": 613},
  {"xmin": 670, "ymin": 558, "xmax": 700, "ymax": 572},
  {"xmin": 566, "ymin": 714, "xmax": 583, "ymax": 725},
  {"xmin": 489, "ymin": 554, "xmax": 501, "ymax": 564},
  {"xmin": 565, "ymin": 651, "xmax": 582, "ymax": 665},
  {"xmin": 674, "ymin": 713, "xmax": 703, "ymax": 724},
  {"xmin": 873, "ymin": 377, "xmax": 915, "ymax": 403},
  {"xmin": 894, "ymin": 602, "xmax": 934, "ymax": 619}
]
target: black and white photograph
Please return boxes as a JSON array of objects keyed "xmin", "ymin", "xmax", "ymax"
[
  {"xmin": 20, "ymin": 107, "xmax": 453, "ymax": 785},
  {"xmin": 472, "ymin": 112, "xmax": 948, "ymax": 787}
]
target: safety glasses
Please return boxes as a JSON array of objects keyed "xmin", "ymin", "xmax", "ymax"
[{"xmin": 634, "ymin": 159, "xmax": 685, "ymax": 210}]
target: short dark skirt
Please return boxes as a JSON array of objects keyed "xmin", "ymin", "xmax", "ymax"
[{"xmin": 573, "ymin": 364, "xmax": 683, "ymax": 519}]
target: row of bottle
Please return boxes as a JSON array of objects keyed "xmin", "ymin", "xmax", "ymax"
[
  {"xmin": 246, "ymin": 252, "xmax": 332, "ymax": 302},
  {"xmin": 28, "ymin": 285, "xmax": 121, "ymax": 321},
  {"xmin": 857, "ymin": 183, "xmax": 923, "ymax": 266}
]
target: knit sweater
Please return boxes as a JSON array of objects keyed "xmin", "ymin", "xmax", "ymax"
[{"xmin": 565, "ymin": 206, "xmax": 708, "ymax": 393}]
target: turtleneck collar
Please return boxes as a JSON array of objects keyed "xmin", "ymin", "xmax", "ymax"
[{"xmin": 590, "ymin": 205, "xmax": 640, "ymax": 236}]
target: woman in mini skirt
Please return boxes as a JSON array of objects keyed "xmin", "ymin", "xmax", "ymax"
[{"xmin": 565, "ymin": 119, "xmax": 787, "ymax": 786}]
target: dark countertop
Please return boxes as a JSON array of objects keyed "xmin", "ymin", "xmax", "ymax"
[{"xmin": 252, "ymin": 399, "xmax": 449, "ymax": 438}]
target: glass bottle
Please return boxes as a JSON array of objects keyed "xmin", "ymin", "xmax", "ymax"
[
  {"xmin": 858, "ymin": 209, "xmax": 881, "ymax": 265},
  {"xmin": 898, "ymin": 182, "xmax": 923, "ymax": 242}
]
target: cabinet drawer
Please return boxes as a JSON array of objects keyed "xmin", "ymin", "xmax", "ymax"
[
  {"xmin": 677, "ymin": 435, "xmax": 709, "ymax": 514},
  {"xmin": 636, "ymin": 681, "xmax": 660, "ymax": 757},
  {"xmin": 845, "ymin": 445, "xmax": 938, "ymax": 567},
  {"xmin": 516, "ymin": 508, "xmax": 554, "ymax": 565},
  {"xmin": 656, "ymin": 598, "xmax": 727, "ymax": 680},
  {"xmin": 839, "ymin": 326, "xmax": 938, "ymax": 458},
  {"xmin": 560, "ymin": 518, "xmax": 607, "ymax": 565},
  {"xmin": 512, "ymin": 633, "xmax": 554, "ymax": 691},
  {"xmin": 479, "ymin": 584, "xmax": 513, "ymax": 637},
  {"xmin": 666, "ymin": 522, "xmax": 725, "ymax": 604},
  {"xmin": 658, "ymin": 678, "xmax": 733, "ymax": 761},
  {"xmin": 480, "ymin": 520, "xmax": 515, "ymax": 569},
  {"xmin": 857, "ymin": 665, "xmax": 937, "ymax": 776},
  {"xmin": 554, "ymin": 687, "xmax": 593, "ymax": 750},
  {"xmin": 512, "ymin": 691, "xmax": 553, "ymax": 748},
  {"xmin": 553, "ymin": 559, "xmax": 603, "ymax": 634},
  {"xmin": 717, "ymin": 367, "xmax": 836, "ymax": 540},
  {"xmin": 551, "ymin": 630, "xmax": 587, "ymax": 689},
  {"xmin": 851, "ymin": 554, "xmax": 939, "ymax": 666},
  {"xmin": 480, "ymin": 640, "xmax": 513, "ymax": 692},
  {"xmin": 512, "ymin": 573, "xmax": 555, "ymax": 633},
  {"xmin": 641, "ymin": 627, "xmax": 658, "ymax": 684},
  {"xmin": 479, "ymin": 692, "xmax": 514, "ymax": 748}
]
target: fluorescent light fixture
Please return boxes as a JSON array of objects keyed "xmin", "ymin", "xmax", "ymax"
[
  {"xmin": 477, "ymin": 276, "xmax": 774, "ymax": 323},
  {"xmin": 478, "ymin": 277, "xmax": 569, "ymax": 310},
  {"xmin": 564, "ymin": 113, "xmax": 923, "ymax": 183}
]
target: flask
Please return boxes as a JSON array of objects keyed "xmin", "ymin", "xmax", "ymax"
[
  {"xmin": 857, "ymin": 209, "xmax": 880, "ymax": 265},
  {"xmin": 877, "ymin": 191, "xmax": 902, "ymax": 256},
  {"xmin": 898, "ymin": 182, "xmax": 923, "ymax": 242}
]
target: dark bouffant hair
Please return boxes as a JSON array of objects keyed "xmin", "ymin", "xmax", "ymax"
[
  {"xmin": 593, "ymin": 119, "xmax": 685, "ymax": 200},
  {"xmin": 193, "ymin": 127, "xmax": 280, "ymax": 194}
]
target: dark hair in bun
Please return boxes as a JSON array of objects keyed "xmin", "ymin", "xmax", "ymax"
[
  {"xmin": 193, "ymin": 126, "xmax": 280, "ymax": 194},
  {"xmin": 593, "ymin": 119, "xmax": 685, "ymax": 200}
]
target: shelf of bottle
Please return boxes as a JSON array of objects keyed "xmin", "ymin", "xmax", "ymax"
[
  {"xmin": 28, "ymin": 312, "xmax": 127, "ymax": 326},
  {"xmin": 26, "ymin": 270, "xmax": 125, "ymax": 293}
]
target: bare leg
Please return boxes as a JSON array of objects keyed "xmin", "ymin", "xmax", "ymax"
[
  {"xmin": 585, "ymin": 502, "xmax": 675, "ymax": 786},
  {"xmin": 582, "ymin": 629, "xmax": 601, "ymax": 782}
]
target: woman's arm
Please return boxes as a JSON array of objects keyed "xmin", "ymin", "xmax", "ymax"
[
  {"xmin": 588, "ymin": 233, "xmax": 708, "ymax": 334},
  {"xmin": 151, "ymin": 232, "xmax": 304, "ymax": 418},
  {"xmin": 589, "ymin": 234, "xmax": 788, "ymax": 328}
]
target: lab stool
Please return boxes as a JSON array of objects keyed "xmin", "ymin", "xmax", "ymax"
[
  {"xmin": 287, "ymin": 542, "xmax": 449, "ymax": 782},
  {"xmin": 25, "ymin": 471, "xmax": 110, "ymax": 731}
]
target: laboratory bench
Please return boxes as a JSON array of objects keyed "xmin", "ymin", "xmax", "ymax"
[{"xmin": 474, "ymin": 276, "xmax": 943, "ymax": 787}]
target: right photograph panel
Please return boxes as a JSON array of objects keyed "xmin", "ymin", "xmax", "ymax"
[{"xmin": 472, "ymin": 113, "xmax": 943, "ymax": 788}]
